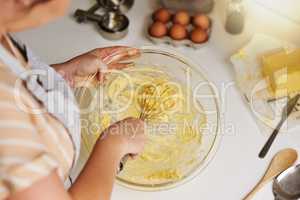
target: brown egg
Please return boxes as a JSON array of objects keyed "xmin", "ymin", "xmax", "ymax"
[
  {"xmin": 173, "ymin": 10, "xmax": 190, "ymax": 26},
  {"xmin": 149, "ymin": 21, "xmax": 168, "ymax": 38},
  {"xmin": 153, "ymin": 8, "xmax": 172, "ymax": 23},
  {"xmin": 169, "ymin": 24, "xmax": 187, "ymax": 40},
  {"xmin": 193, "ymin": 14, "xmax": 210, "ymax": 30},
  {"xmin": 190, "ymin": 28, "xmax": 208, "ymax": 43}
]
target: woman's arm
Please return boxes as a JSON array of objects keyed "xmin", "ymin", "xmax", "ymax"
[
  {"xmin": 8, "ymin": 118, "xmax": 145, "ymax": 200},
  {"xmin": 68, "ymin": 134, "xmax": 124, "ymax": 200},
  {"xmin": 69, "ymin": 118, "xmax": 145, "ymax": 200}
]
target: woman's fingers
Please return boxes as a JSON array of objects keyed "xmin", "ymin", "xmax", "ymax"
[
  {"xmin": 74, "ymin": 47, "xmax": 140, "ymax": 85},
  {"xmin": 106, "ymin": 48, "xmax": 140, "ymax": 64},
  {"xmin": 91, "ymin": 46, "xmax": 129, "ymax": 61},
  {"xmin": 96, "ymin": 62, "xmax": 132, "ymax": 84},
  {"xmin": 91, "ymin": 47, "xmax": 140, "ymax": 65}
]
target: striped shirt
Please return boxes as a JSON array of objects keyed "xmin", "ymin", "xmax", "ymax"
[{"xmin": 0, "ymin": 44, "xmax": 75, "ymax": 198}]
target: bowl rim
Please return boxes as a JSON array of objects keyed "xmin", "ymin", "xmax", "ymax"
[{"xmin": 115, "ymin": 46, "xmax": 222, "ymax": 192}]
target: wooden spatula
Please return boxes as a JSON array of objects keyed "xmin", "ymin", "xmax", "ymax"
[{"xmin": 243, "ymin": 148, "xmax": 298, "ymax": 200}]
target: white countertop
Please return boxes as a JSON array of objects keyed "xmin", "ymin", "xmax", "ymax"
[{"xmin": 16, "ymin": 0, "xmax": 300, "ymax": 199}]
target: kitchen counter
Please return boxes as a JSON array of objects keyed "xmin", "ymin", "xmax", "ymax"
[{"xmin": 16, "ymin": 0, "xmax": 300, "ymax": 199}]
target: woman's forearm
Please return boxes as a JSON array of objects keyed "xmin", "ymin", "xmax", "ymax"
[{"xmin": 68, "ymin": 137, "xmax": 125, "ymax": 200}]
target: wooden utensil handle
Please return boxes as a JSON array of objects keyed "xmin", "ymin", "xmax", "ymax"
[{"xmin": 243, "ymin": 181, "xmax": 265, "ymax": 200}]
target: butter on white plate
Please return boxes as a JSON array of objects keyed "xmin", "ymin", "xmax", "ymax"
[
  {"xmin": 230, "ymin": 34, "xmax": 300, "ymax": 134},
  {"xmin": 261, "ymin": 48, "xmax": 300, "ymax": 99}
]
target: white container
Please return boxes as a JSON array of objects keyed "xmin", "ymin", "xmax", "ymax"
[{"xmin": 147, "ymin": 14, "xmax": 212, "ymax": 49}]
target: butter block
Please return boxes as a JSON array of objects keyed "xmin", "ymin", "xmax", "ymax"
[{"xmin": 262, "ymin": 48, "xmax": 300, "ymax": 97}]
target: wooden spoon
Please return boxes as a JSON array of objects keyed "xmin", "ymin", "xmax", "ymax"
[{"xmin": 243, "ymin": 148, "xmax": 298, "ymax": 200}]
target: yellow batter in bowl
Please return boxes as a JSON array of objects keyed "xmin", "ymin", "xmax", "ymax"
[
  {"xmin": 84, "ymin": 66, "xmax": 206, "ymax": 185},
  {"xmin": 75, "ymin": 47, "xmax": 220, "ymax": 191}
]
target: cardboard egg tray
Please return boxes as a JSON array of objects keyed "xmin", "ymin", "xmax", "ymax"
[{"xmin": 146, "ymin": 15, "xmax": 212, "ymax": 49}]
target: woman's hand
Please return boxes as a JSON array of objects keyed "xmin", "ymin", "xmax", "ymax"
[
  {"xmin": 52, "ymin": 46, "xmax": 140, "ymax": 87},
  {"xmin": 99, "ymin": 117, "xmax": 146, "ymax": 159},
  {"xmin": 68, "ymin": 118, "xmax": 146, "ymax": 200}
]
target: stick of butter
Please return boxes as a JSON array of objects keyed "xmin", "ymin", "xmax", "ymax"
[{"xmin": 262, "ymin": 48, "xmax": 300, "ymax": 98}]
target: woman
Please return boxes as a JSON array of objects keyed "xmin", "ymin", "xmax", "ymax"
[{"xmin": 0, "ymin": 0, "xmax": 146, "ymax": 200}]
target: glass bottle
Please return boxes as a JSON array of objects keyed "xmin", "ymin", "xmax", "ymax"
[{"xmin": 225, "ymin": 0, "xmax": 245, "ymax": 34}]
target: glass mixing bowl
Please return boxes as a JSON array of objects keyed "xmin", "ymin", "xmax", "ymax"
[{"xmin": 74, "ymin": 46, "xmax": 220, "ymax": 191}]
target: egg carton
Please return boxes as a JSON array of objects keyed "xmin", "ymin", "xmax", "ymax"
[{"xmin": 146, "ymin": 16, "xmax": 212, "ymax": 49}]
